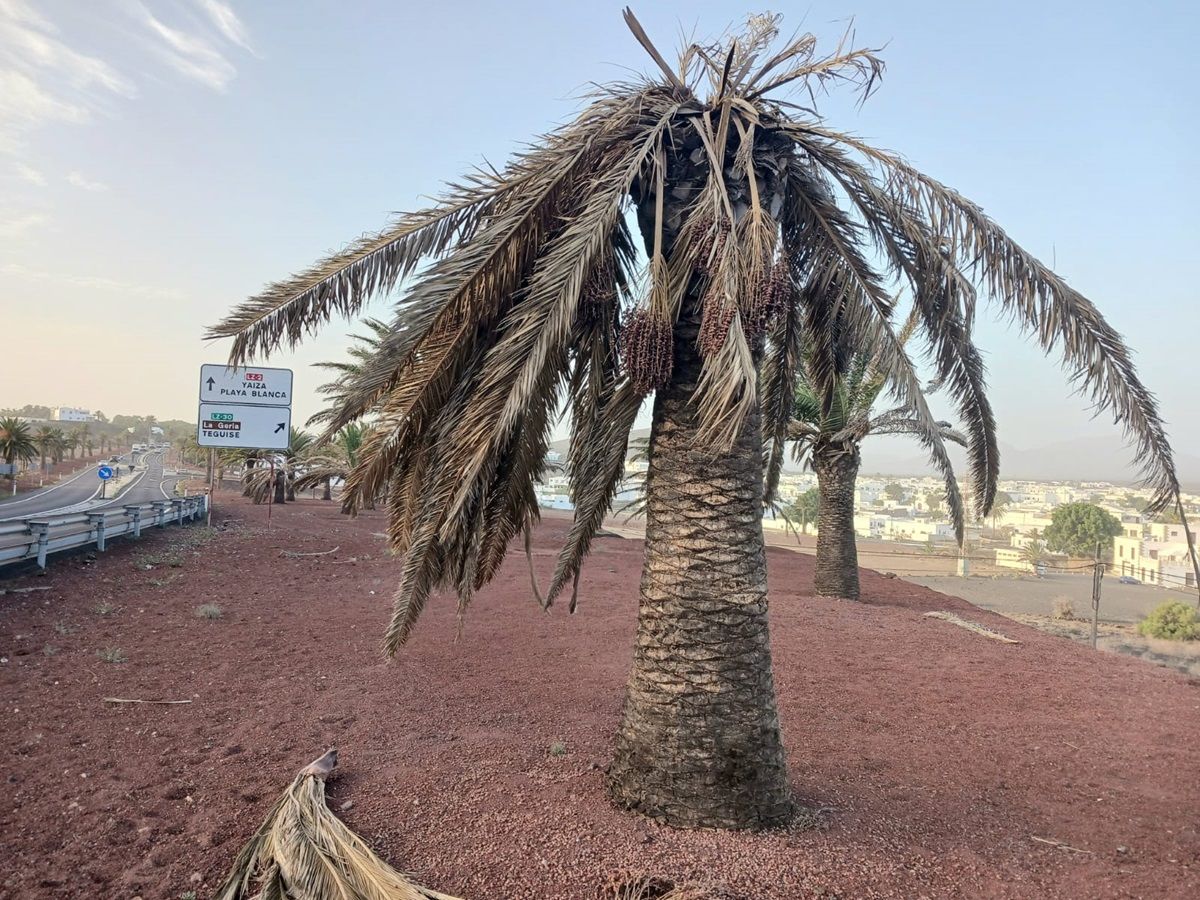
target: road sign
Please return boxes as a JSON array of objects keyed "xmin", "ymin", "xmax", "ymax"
[
  {"xmin": 197, "ymin": 402, "xmax": 291, "ymax": 450},
  {"xmin": 97, "ymin": 465, "xmax": 114, "ymax": 480},
  {"xmin": 199, "ymin": 364, "xmax": 293, "ymax": 407}
]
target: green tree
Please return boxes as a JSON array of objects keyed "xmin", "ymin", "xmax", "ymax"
[
  {"xmin": 883, "ymin": 482, "xmax": 905, "ymax": 502},
  {"xmin": 1044, "ymin": 503, "xmax": 1122, "ymax": 558},
  {"xmin": 785, "ymin": 487, "xmax": 820, "ymax": 534},
  {"xmin": 210, "ymin": 13, "xmax": 1183, "ymax": 829},
  {"xmin": 924, "ymin": 491, "xmax": 943, "ymax": 515},
  {"xmin": 0, "ymin": 417, "xmax": 37, "ymax": 480}
]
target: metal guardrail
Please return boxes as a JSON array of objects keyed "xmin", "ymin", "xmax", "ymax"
[{"xmin": 0, "ymin": 496, "xmax": 208, "ymax": 571}]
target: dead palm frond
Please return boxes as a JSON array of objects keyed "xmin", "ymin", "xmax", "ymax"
[
  {"xmin": 210, "ymin": 9, "xmax": 1184, "ymax": 648},
  {"xmin": 216, "ymin": 749, "xmax": 462, "ymax": 900}
]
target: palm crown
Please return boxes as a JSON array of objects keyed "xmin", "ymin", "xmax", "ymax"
[{"xmin": 211, "ymin": 11, "xmax": 1180, "ymax": 652}]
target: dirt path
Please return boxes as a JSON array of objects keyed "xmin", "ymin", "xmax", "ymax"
[{"xmin": 1, "ymin": 493, "xmax": 1198, "ymax": 898}]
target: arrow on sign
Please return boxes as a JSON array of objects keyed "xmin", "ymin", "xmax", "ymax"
[
  {"xmin": 274, "ymin": 422, "xmax": 286, "ymax": 433},
  {"xmin": 206, "ymin": 376, "xmax": 216, "ymax": 389}
]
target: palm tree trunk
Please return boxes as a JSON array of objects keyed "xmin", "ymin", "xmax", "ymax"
[
  {"xmin": 607, "ymin": 300, "xmax": 792, "ymax": 830},
  {"xmin": 322, "ymin": 477, "xmax": 332, "ymax": 501},
  {"xmin": 273, "ymin": 472, "xmax": 287, "ymax": 505},
  {"xmin": 811, "ymin": 445, "xmax": 861, "ymax": 600}
]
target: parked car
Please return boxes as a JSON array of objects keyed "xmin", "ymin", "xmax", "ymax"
[{"xmin": 1118, "ymin": 575, "xmax": 1140, "ymax": 585}]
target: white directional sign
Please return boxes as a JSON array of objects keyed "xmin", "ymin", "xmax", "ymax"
[
  {"xmin": 200, "ymin": 364, "xmax": 293, "ymax": 407},
  {"xmin": 197, "ymin": 402, "xmax": 291, "ymax": 450}
]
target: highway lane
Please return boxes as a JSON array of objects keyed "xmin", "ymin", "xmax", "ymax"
[
  {"xmin": 95, "ymin": 453, "xmax": 185, "ymax": 510},
  {"xmin": 0, "ymin": 452, "xmax": 172, "ymax": 521}
]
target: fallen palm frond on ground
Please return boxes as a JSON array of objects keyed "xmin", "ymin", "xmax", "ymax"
[
  {"xmin": 924, "ymin": 611, "xmax": 1020, "ymax": 644},
  {"xmin": 216, "ymin": 749, "xmax": 462, "ymax": 900},
  {"xmin": 607, "ymin": 874, "xmax": 741, "ymax": 899}
]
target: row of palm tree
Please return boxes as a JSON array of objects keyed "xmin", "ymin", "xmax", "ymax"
[
  {"xmin": 209, "ymin": 12, "xmax": 1185, "ymax": 829},
  {"xmin": 0, "ymin": 417, "xmax": 122, "ymax": 483},
  {"xmin": 0, "ymin": 417, "xmax": 38, "ymax": 480}
]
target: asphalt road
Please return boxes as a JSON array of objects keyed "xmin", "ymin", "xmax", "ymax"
[
  {"xmin": 905, "ymin": 572, "xmax": 1197, "ymax": 624},
  {"xmin": 0, "ymin": 452, "xmax": 179, "ymax": 521}
]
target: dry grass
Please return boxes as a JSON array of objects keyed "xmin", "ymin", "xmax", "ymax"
[{"xmin": 1051, "ymin": 596, "xmax": 1076, "ymax": 620}]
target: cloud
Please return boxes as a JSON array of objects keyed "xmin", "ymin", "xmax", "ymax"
[
  {"xmin": 1, "ymin": 261, "xmax": 184, "ymax": 300},
  {"xmin": 0, "ymin": 69, "xmax": 89, "ymax": 128},
  {"xmin": 14, "ymin": 161, "xmax": 45, "ymax": 185},
  {"xmin": 195, "ymin": 0, "xmax": 254, "ymax": 53},
  {"xmin": 0, "ymin": 209, "xmax": 48, "ymax": 237},
  {"xmin": 131, "ymin": 2, "xmax": 238, "ymax": 91},
  {"xmin": 0, "ymin": 5, "xmax": 133, "ymax": 96},
  {"xmin": 66, "ymin": 170, "xmax": 108, "ymax": 191},
  {"xmin": 0, "ymin": 2, "xmax": 131, "ymax": 152},
  {"xmin": 0, "ymin": 2, "xmax": 253, "ymax": 153}
]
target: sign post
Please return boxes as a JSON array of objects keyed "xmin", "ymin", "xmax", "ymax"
[
  {"xmin": 197, "ymin": 365, "xmax": 294, "ymax": 525},
  {"xmin": 97, "ymin": 464, "xmax": 113, "ymax": 500}
]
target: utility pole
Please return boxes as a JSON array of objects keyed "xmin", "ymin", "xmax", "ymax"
[{"xmin": 1090, "ymin": 540, "xmax": 1104, "ymax": 649}]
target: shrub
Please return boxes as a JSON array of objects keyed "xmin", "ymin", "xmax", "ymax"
[
  {"xmin": 1137, "ymin": 601, "xmax": 1200, "ymax": 641},
  {"xmin": 1051, "ymin": 597, "xmax": 1075, "ymax": 621},
  {"xmin": 196, "ymin": 603, "xmax": 223, "ymax": 620},
  {"xmin": 97, "ymin": 647, "xmax": 127, "ymax": 663},
  {"xmin": 548, "ymin": 740, "xmax": 567, "ymax": 758}
]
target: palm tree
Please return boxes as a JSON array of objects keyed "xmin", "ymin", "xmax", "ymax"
[
  {"xmin": 1020, "ymin": 538, "xmax": 1050, "ymax": 574},
  {"xmin": 0, "ymin": 417, "xmax": 37, "ymax": 481},
  {"xmin": 307, "ymin": 318, "xmax": 392, "ymax": 430},
  {"xmin": 209, "ymin": 12, "xmax": 1182, "ymax": 829},
  {"xmin": 243, "ymin": 428, "xmax": 314, "ymax": 504},
  {"xmin": 34, "ymin": 426, "xmax": 56, "ymax": 473},
  {"xmin": 49, "ymin": 429, "xmax": 69, "ymax": 465},
  {"xmin": 786, "ymin": 309, "xmax": 974, "ymax": 600},
  {"xmin": 293, "ymin": 424, "xmax": 371, "ymax": 501}
]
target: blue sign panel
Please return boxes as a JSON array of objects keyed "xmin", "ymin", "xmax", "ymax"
[{"xmin": 97, "ymin": 465, "xmax": 114, "ymax": 480}]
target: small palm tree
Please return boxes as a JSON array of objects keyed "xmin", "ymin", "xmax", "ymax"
[
  {"xmin": 49, "ymin": 429, "xmax": 69, "ymax": 465},
  {"xmin": 1020, "ymin": 539, "xmax": 1050, "ymax": 573},
  {"xmin": 210, "ymin": 12, "xmax": 1182, "ymax": 828},
  {"xmin": 293, "ymin": 424, "xmax": 371, "ymax": 501},
  {"xmin": 0, "ymin": 417, "xmax": 37, "ymax": 481},
  {"xmin": 786, "ymin": 309, "xmax": 975, "ymax": 600},
  {"xmin": 34, "ymin": 426, "xmax": 55, "ymax": 473},
  {"xmin": 243, "ymin": 428, "xmax": 314, "ymax": 504}
]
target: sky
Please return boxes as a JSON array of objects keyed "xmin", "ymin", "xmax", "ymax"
[{"xmin": 1, "ymin": 0, "xmax": 1197, "ymax": 477}]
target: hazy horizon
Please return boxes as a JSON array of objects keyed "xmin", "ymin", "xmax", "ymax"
[{"xmin": 3, "ymin": 1, "xmax": 1198, "ymax": 488}]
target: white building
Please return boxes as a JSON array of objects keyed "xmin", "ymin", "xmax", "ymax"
[{"xmin": 51, "ymin": 407, "xmax": 92, "ymax": 422}]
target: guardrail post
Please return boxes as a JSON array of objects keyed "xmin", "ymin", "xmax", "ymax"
[
  {"xmin": 86, "ymin": 513, "xmax": 107, "ymax": 552},
  {"xmin": 170, "ymin": 499, "xmax": 185, "ymax": 526},
  {"xmin": 28, "ymin": 521, "xmax": 50, "ymax": 569},
  {"xmin": 151, "ymin": 501, "xmax": 170, "ymax": 528},
  {"xmin": 123, "ymin": 505, "xmax": 143, "ymax": 538}
]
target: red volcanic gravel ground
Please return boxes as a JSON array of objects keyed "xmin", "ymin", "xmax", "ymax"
[{"xmin": 1, "ymin": 494, "xmax": 1198, "ymax": 899}]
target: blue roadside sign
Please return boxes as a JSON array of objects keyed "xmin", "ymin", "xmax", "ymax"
[{"xmin": 97, "ymin": 465, "xmax": 114, "ymax": 480}]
